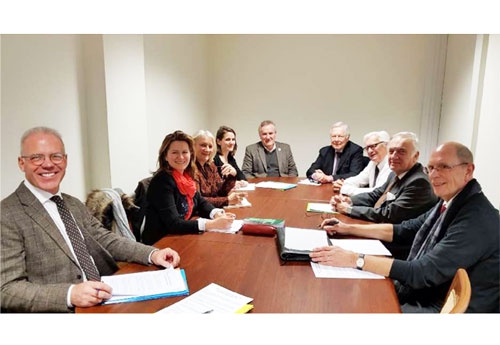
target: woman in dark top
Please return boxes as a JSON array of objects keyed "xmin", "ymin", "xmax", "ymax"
[
  {"xmin": 141, "ymin": 130, "xmax": 236, "ymax": 245},
  {"xmin": 193, "ymin": 130, "xmax": 248, "ymax": 208},
  {"xmin": 214, "ymin": 126, "xmax": 248, "ymax": 185}
]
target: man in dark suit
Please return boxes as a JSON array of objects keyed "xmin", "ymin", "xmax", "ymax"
[
  {"xmin": 306, "ymin": 122, "xmax": 367, "ymax": 183},
  {"xmin": 241, "ymin": 120, "xmax": 298, "ymax": 179},
  {"xmin": 331, "ymin": 131, "xmax": 438, "ymax": 224},
  {"xmin": 313, "ymin": 142, "xmax": 499, "ymax": 313},
  {"xmin": 1, "ymin": 127, "xmax": 180, "ymax": 312}
]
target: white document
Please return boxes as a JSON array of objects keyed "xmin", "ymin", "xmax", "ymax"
[
  {"xmin": 255, "ymin": 181, "xmax": 297, "ymax": 190},
  {"xmin": 306, "ymin": 202, "xmax": 337, "ymax": 213},
  {"xmin": 208, "ymin": 219, "xmax": 244, "ymax": 234},
  {"xmin": 298, "ymin": 179, "xmax": 321, "ymax": 186},
  {"xmin": 234, "ymin": 183, "xmax": 256, "ymax": 191},
  {"xmin": 157, "ymin": 283, "xmax": 253, "ymax": 314},
  {"xmin": 284, "ymin": 227, "xmax": 329, "ymax": 251},
  {"xmin": 224, "ymin": 197, "xmax": 252, "ymax": 209},
  {"xmin": 102, "ymin": 268, "xmax": 187, "ymax": 301},
  {"xmin": 311, "ymin": 262, "xmax": 385, "ymax": 279},
  {"xmin": 330, "ymin": 239, "xmax": 392, "ymax": 256}
]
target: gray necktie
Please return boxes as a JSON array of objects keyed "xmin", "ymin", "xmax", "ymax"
[{"xmin": 51, "ymin": 195, "xmax": 101, "ymax": 281}]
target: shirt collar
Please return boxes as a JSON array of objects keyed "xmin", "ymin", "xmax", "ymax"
[
  {"xmin": 24, "ymin": 179, "xmax": 61, "ymax": 204},
  {"xmin": 262, "ymin": 142, "xmax": 276, "ymax": 152}
]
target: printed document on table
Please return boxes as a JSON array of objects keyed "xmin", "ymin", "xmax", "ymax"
[
  {"xmin": 306, "ymin": 202, "xmax": 337, "ymax": 214},
  {"xmin": 101, "ymin": 268, "xmax": 189, "ymax": 304},
  {"xmin": 255, "ymin": 181, "xmax": 297, "ymax": 190},
  {"xmin": 224, "ymin": 197, "xmax": 252, "ymax": 209},
  {"xmin": 209, "ymin": 219, "xmax": 244, "ymax": 234},
  {"xmin": 298, "ymin": 179, "xmax": 321, "ymax": 186},
  {"xmin": 330, "ymin": 239, "xmax": 392, "ymax": 256},
  {"xmin": 157, "ymin": 283, "xmax": 253, "ymax": 314},
  {"xmin": 284, "ymin": 227, "xmax": 329, "ymax": 251},
  {"xmin": 311, "ymin": 262, "xmax": 384, "ymax": 279},
  {"xmin": 234, "ymin": 183, "xmax": 256, "ymax": 191}
]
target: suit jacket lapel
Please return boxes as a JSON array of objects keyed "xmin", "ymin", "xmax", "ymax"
[
  {"xmin": 16, "ymin": 183, "xmax": 78, "ymax": 264},
  {"xmin": 257, "ymin": 144, "xmax": 267, "ymax": 173}
]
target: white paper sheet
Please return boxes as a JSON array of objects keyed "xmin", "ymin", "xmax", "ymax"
[
  {"xmin": 284, "ymin": 227, "xmax": 329, "ymax": 251},
  {"xmin": 306, "ymin": 202, "xmax": 337, "ymax": 213},
  {"xmin": 208, "ymin": 219, "xmax": 244, "ymax": 233},
  {"xmin": 330, "ymin": 239, "xmax": 392, "ymax": 256},
  {"xmin": 255, "ymin": 181, "xmax": 297, "ymax": 190},
  {"xmin": 311, "ymin": 262, "xmax": 385, "ymax": 279},
  {"xmin": 234, "ymin": 183, "xmax": 256, "ymax": 191},
  {"xmin": 157, "ymin": 283, "xmax": 253, "ymax": 314},
  {"xmin": 298, "ymin": 179, "xmax": 321, "ymax": 186},
  {"xmin": 102, "ymin": 268, "xmax": 187, "ymax": 300}
]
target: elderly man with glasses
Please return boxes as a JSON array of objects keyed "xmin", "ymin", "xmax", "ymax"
[
  {"xmin": 306, "ymin": 122, "xmax": 367, "ymax": 184},
  {"xmin": 333, "ymin": 130, "xmax": 392, "ymax": 196}
]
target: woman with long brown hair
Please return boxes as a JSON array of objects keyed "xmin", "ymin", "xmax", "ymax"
[{"xmin": 141, "ymin": 130, "xmax": 235, "ymax": 245}]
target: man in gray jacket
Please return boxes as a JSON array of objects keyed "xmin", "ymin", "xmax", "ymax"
[
  {"xmin": 1, "ymin": 126, "xmax": 180, "ymax": 312},
  {"xmin": 242, "ymin": 120, "xmax": 298, "ymax": 179}
]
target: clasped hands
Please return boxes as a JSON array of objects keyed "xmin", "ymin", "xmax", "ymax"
[
  {"xmin": 311, "ymin": 169, "xmax": 333, "ymax": 184},
  {"xmin": 330, "ymin": 194, "xmax": 352, "ymax": 214},
  {"xmin": 228, "ymin": 191, "xmax": 248, "ymax": 205}
]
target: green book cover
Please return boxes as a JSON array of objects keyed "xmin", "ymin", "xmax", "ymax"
[{"xmin": 244, "ymin": 217, "xmax": 285, "ymax": 227}]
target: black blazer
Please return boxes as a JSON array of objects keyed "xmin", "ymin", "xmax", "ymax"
[
  {"xmin": 213, "ymin": 154, "xmax": 247, "ymax": 181},
  {"xmin": 142, "ymin": 170, "xmax": 215, "ymax": 245},
  {"xmin": 350, "ymin": 163, "xmax": 438, "ymax": 223},
  {"xmin": 306, "ymin": 141, "xmax": 367, "ymax": 180}
]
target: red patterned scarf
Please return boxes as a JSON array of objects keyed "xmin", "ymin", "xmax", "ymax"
[{"xmin": 172, "ymin": 169, "xmax": 196, "ymax": 219}]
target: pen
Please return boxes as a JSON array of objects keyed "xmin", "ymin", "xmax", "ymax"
[{"xmin": 202, "ymin": 309, "xmax": 214, "ymax": 314}]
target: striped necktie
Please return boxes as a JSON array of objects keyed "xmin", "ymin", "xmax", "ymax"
[{"xmin": 51, "ymin": 196, "xmax": 101, "ymax": 281}]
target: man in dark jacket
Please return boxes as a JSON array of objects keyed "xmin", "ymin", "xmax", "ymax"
[{"xmin": 306, "ymin": 122, "xmax": 367, "ymax": 183}]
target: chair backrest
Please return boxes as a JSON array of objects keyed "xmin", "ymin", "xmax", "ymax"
[
  {"xmin": 440, "ymin": 268, "xmax": 471, "ymax": 313},
  {"xmin": 130, "ymin": 176, "xmax": 153, "ymax": 242}
]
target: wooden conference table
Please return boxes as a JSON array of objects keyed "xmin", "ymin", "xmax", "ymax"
[{"xmin": 77, "ymin": 177, "xmax": 401, "ymax": 313}]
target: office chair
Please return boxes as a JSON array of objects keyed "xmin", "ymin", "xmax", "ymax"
[{"xmin": 440, "ymin": 268, "xmax": 471, "ymax": 313}]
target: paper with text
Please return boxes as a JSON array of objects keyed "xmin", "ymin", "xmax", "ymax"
[
  {"xmin": 255, "ymin": 181, "xmax": 297, "ymax": 190},
  {"xmin": 157, "ymin": 283, "xmax": 253, "ymax": 314},
  {"xmin": 102, "ymin": 268, "xmax": 188, "ymax": 303},
  {"xmin": 284, "ymin": 227, "xmax": 329, "ymax": 251}
]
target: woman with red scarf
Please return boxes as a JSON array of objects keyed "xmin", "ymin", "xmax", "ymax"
[{"xmin": 142, "ymin": 130, "xmax": 236, "ymax": 245}]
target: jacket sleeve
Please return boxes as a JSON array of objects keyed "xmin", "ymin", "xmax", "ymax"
[{"xmin": 241, "ymin": 146, "xmax": 256, "ymax": 179}]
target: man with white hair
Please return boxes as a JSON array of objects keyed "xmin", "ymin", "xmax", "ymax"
[
  {"xmin": 333, "ymin": 130, "xmax": 391, "ymax": 196},
  {"xmin": 331, "ymin": 132, "xmax": 438, "ymax": 224}
]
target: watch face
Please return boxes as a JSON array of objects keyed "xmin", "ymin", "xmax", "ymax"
[{"xmin": 356, "ymin": 257, "xmax": 364, "ymax": 269}]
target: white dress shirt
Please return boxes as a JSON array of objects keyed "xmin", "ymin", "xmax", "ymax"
[{"xmin": 340, "ymin": 156, "xmax": 391, "ymax": 196}]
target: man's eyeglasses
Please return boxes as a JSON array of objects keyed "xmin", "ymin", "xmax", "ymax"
[
  {"xmin": 426, "ymin": 162, "xmax": 468, "ymax": 174},
  {"xmin": 363, "ymin": 141, "xmax": 385, "ymax": 151},
  {"xmin": 20, "ymin": 153, "xmax": 67, "ymax": 166}
]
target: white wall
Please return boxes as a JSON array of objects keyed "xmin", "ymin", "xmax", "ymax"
[
  {"xmin": 2, "ymin": 34, "xmax": 498, "ymax": 207},
  {"xmin": 144, "ymin": 35, "xmax": 209, "ymax": 176},
  {"xmin": 207, "ymin": 35, "xmax": 437, "ymax": 175},
  {"xmin": 440, "ymin": 34, "xmax": 500, "ymax": 207},
  {"xmin": 1, "ymin": 35, "xmax": 88, "ymax": 199}
]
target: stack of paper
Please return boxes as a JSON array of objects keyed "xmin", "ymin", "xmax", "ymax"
[
  {"xmin": 234, "ymin": 183, "xmax": 256, "ymax": 191},
  {"xmin": 101, "ymin": 268, "xmax": 189, "ymax": 304},
  {"xmin": 157, "ymin": 283, "xmax": 253, "ymax": 314}
]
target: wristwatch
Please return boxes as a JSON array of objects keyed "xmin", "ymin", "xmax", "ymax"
[{"xmin": 356, "ymin": 253, "xmax": 365, "ymax": 270}]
